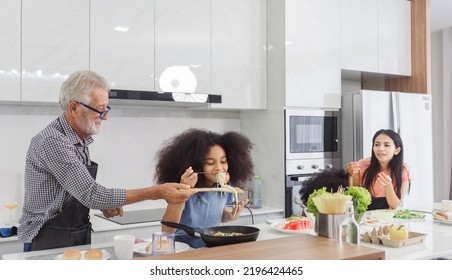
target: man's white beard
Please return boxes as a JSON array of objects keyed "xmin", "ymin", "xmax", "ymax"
[{"xmin": 81, "ymin": 115, "xmax": 102, "ymax": 136}]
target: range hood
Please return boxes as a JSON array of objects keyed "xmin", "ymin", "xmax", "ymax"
[{"xmin": 108, "ymin": 89, "xmax": 221, "ymax": 108}]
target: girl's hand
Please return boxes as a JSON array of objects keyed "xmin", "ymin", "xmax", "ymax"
[
  {"xmin": 180, "ymin": 166, "xmax": 198, "ymax": 188},
  {"xmin": 223, "ymin": 199, "xmax": 249, "ymax": 222}
]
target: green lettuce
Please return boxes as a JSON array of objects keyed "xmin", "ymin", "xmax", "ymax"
[
  {"xmin": 306, "ymin": 186, "xmax": 371, "ymax": 219},
  {"xmin": 344, "ymin": 186, "xmax": 372, "ymax": 216}
]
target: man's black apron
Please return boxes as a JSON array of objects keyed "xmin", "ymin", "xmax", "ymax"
[{"xmin": 30, "ymin": 162, "xmax": 98, "ymax": 251}]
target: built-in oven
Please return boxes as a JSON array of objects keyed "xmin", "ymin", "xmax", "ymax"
[
  {"xmin": 284, "ymin": 109, "xmax": 341, "ymax": 217},
  {"xmin": 285, "ymin": 158, "xmax": 340, "ymax": 217}
]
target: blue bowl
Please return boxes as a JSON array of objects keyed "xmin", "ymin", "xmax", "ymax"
[{"xmin": 0, "ymin": 227, "xmax": 12, "ymax": 237}]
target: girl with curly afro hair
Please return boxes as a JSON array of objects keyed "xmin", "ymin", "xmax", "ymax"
[{"xmin": 154, "ymin": 128, "xmax": 254, "ymax": 248}]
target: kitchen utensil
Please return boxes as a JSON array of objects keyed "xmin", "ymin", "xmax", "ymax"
[
  {"xmin": 292, "ymin": 196, "xmax": 315, "ymax": 226},
  {"xmin": 441, "ymin": 200, "xmax": 452, "ymax": 212},
  {"xmin": 134, "ymin": 241, "xmax": 190, "ymax": 256},
  {"xmin": 151, "ymin": 231, "xmax": 176, "ymax": 255},
  {"xmin": 194, "ymin": 187, "xmax": 244, "ymax": 194},
  {"xmin": 161, "ymin": 221, "xmax": 259, "ymax": 247},
  {"xmin": 113, "ymin": 235, "xmax": 135, "ymax": 259},
  {"xmin": 316, "ymin": 213, "xmax": 345, "ymax": 240}
]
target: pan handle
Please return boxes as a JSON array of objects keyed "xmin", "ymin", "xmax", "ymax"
[{"xmin": 161, "ymin": 221, "xmax": 200, "ymax": 237}]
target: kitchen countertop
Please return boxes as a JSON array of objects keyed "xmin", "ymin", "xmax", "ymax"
[
  {"xmin": 140, "ymin": 227, "xmax": 384, "ymax": 260},
  {"xmin": 0, "ymin": 206, "xmax": 283, "ymax": 244},
  {"xmin": 139, "ymin": 213, "xmax": 452, "ymax": 260},
  {"xmin": 5, "ymin": 211, "xmax": 451, "ymax": 260},
  {"xmin": 3, "ymin": 222, "xmax": 384, "ymax": 260},
  {"xmin": 359, "ymin": 212, "xmax": 452, "ymax": 260}
]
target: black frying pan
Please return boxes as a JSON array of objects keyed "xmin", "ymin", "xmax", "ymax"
[{"xmin": 161, "ymin": 221, "xmax": 260, "ymax": 247}]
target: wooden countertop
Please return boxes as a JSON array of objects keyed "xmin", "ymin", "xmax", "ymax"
[{"xmin": 138, "ymin": 234, "xmax": 385, "ymax": 260}]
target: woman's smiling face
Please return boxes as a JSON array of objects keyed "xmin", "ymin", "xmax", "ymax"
[
  {"xmin": 202, "ymin": 144, "xmax": 228, "ymax": 187},
  {"xmin": 373, "ymin": 133, "xmax": 401, "ymax": 166}
]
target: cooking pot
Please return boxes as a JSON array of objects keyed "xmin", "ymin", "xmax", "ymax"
[{"xmin": 161, "ymin": 221, "xmax": 260, "ymax": 247}]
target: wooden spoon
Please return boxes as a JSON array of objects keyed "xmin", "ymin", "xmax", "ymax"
[{"xmin": 193, "ymin": 186, "xmax": 244, "ymax": 194}]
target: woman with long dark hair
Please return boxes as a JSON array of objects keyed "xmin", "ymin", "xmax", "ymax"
[{"xmin": 346, "ymin": 129, "xmax": 411, "ymax": 210}]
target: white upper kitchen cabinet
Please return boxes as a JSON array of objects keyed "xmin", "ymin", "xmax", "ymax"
[
  {"xmin": 285, "ymin": 0, "xmax": 341, "ymax": 109},
  {"xmin": 0, "ymin": 0, "xmax": 21, "ymax": 101},
  {"xmin": 21, "ymin": 0, "xmax": 89, "ymax": 102},
  {"xmin": 154, "ymin": 0, "xmax": 210, "ymax": 94},
  {"xmin": 341, "ymin": 0, "xmax": 378, "ymax": 73},
  {"xmin": 341, "ymin": 0, "xmax": 411, "ymax": 76},
  {"xmin": 90, "ymin": 0, "xmax": 155, "ymax": 91},
  {"xmin": 378, "ymin": 0, "xmax": 411, "ymax": 76},
  {"xmin": 210, "ymin": 0, "xmax": 267, "ymax": 109}
]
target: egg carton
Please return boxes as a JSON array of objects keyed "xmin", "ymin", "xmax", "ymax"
[
  {"xmin": 361, "ymin": 225, "xmax": 427, "ymax": 248},
  {"xmin": 361, "ymin": 225, "xmax": 392, "ymax": 244}
]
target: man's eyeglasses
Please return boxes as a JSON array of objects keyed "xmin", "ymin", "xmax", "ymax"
[{"xmin": 76, "ymin": 101, "xmax": 111, "ymax": 118}]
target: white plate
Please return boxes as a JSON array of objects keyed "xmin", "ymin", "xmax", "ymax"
[
  {"xmin": 55, "ymin": 249, "xmax": 111, "ymax": 260},
  {"xmin": 433, "ymin": 217, "xmax": 452, "ymax": 225},
  {"xmin": 134, "ymin": 241, "xmax": 190, "ymax": 256},
  {"xmin": 369, "ymin": 210, "xmax": 396, "ymax": 221},
  {"xmin": 432, "ymin": 211, "xmax": 452, "ymax": 225},
  {"xmin": 361, "ymin": 217, "xmax": 393, "ymax": 226},
  {"xmin": 270, "ymin": 222, "xmax": 315, "ymax": 235}
]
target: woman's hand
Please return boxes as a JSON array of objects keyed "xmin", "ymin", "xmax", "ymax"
[
  {"xmin": 222, "ymin": 199, "xmax": 249, "ymax": 222},
  {"xmin": 377, "ymin": 172, "xmax": 401, "ymax": 209},
  {"xmin": 346, "ymin": 162, "xmax": 360, "ymax": 176},
  {"xmin": 377, "ymin": 172, "xmax": 393, "ymax": 190},
  {"xmin": 180, "ymin": 166, "xmax": 198, "ymax": 188}
]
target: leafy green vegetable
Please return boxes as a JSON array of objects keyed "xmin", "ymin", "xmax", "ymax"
[
  {"xmin": 287, "ymin": 214, "xmax": 301, "ymax": 220},
  {"xmin": 306, "ymin": 186, "xmax": 371, "ymax": 220},
  {"xmin": 393, "ymin": 209, "xmax": 425, "ymax": 219},
  {"xmin": 344, "ymin": 186, "xmax": 372, "ymax": 216}
]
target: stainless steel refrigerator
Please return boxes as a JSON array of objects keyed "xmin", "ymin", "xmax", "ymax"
[{"xmin": 341, "ymin": 90, "xmax": 433, "ymax": 211}]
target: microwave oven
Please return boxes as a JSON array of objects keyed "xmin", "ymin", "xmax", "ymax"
[{"xmin": 285, "ymin": 109, "xmax": 341, "ymax": 161}]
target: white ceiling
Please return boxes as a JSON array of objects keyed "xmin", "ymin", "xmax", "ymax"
[{"xmin": 430, "ymin": 0, "xmax": 452, "ymax": 32}]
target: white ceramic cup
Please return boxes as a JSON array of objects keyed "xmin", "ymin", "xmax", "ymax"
[
  {"xmin": 113, "ymin": 235, "xmax": 135, "ymax": 260},
  {"xmin": 441, "ymin": 200, "xmax": 452, "ymax": 212},
  {"xmin": 151, "ymin": 231, "xmax": 176, "ymax": 255}
]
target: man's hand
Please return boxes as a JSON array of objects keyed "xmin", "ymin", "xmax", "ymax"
[
  {"xmin": 102, "ymin": 207, "xmax": 123, "ymax": 218},
  {"xmin": 157, "ymin": 183, "xmax": 198, "ymax": 204}
]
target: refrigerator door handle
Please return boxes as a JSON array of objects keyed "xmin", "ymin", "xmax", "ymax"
[{"xmin": 391, "ymin": 92, "xmax": 400, "ymax": 133}]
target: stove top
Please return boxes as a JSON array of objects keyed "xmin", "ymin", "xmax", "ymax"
[{"xmin": 94, "ymin": 208, "xmax": 166, "ymax": 225}]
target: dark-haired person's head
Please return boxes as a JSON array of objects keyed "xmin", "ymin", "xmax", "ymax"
[
  {"xmin": 364, "ymin": 128, "xmax": 407, "ymax": 199},
  {"xmin": 370, "ymin": 129, "xmax": 404, "ymax": 169},
  {"xmin": 298, "ymin": 168, "xmax": 348, "ymax": 205},
  {"xmin": 154, "ymin": 128, "xmax": 254, "ymax": 188}
]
